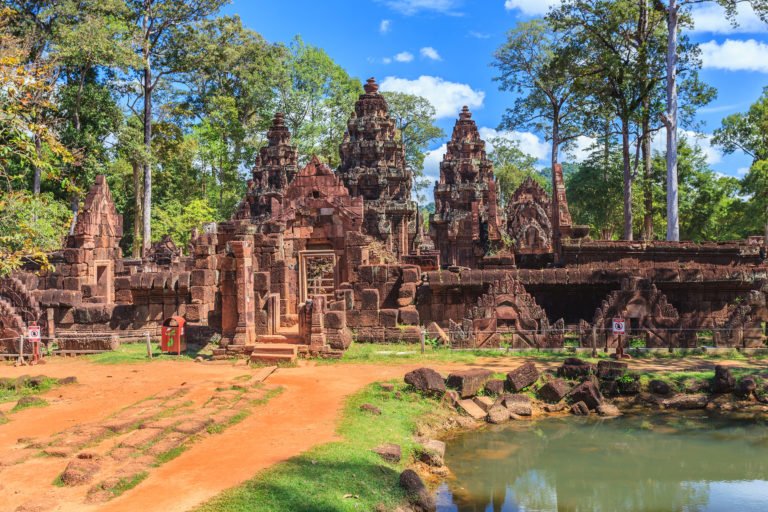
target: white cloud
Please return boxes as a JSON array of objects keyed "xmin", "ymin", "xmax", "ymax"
[
  {"xmin": 380, "ymin": 75, "xmax": 485, "ymax": 118},
  {"xmin": 478, "ymin": 127, "xmax": 550, "ymax": 162},
  {"xmin": 691, "ymin": 4, "xmax": 768, "ymax": 34},
  {"xmin": 378, "ymin": 0, "xmax": 462, "ymax": 16},
  {"xmin": 468, "ymin": 31, "xmax": 491, "ymax": 39},
  {"xmin": 737, "ymin": 166, "xmax": 750, "ymax": 176},
  {"xmin": 423, "ymin": 143, "xmax": 447, "ymax": 185},
  {"xmin": 700, "ymin": 39, "xmax": 768, "ymax": 73},
  {"xmin": 380, "ymin": 19, "xmax": 391, "ymax": 34},
  {"xmin": 650, "ymin": 130, "xmax": 723, "ymax": 165},
  {"xmin": 383, "ymin": 57, "xmax": 392, "ymax": 64},
  {"xmin": 394, "ymin": 51, "xmax": 414, "ymax": 62},
  {"xmin": 420, "ymin": 46, "xmax": 442, "ymax": 61},
  {"xmin": 504, "ymin": 0, "xmax": 562, "ymax": 16}
]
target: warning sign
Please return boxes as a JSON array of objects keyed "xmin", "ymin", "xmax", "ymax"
[
  {"xmin": 27, "ymin": 325, "xmax": 41, "ymax": 342},
  {"xmin": 612, "ymin": 318, "xmax": 626, "ymax": 335}
]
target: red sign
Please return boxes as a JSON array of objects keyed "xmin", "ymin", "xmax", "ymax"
[
  {"xmin": 612, "ymin": 318, "xmax": 626, "ymax": 335},
  {"xmin": 27, "ymin": 325, "xmax": 41, "ymax": 342}
]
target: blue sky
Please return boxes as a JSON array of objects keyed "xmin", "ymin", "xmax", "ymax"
[{"xmin": 224, "ymin": 0, "xmax": 768, "ymax": 190}]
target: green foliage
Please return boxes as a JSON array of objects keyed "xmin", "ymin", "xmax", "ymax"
[
  {"xmin": 152, "ymin": 199, "xmax": 216, "ymax": 250},
  {"xmin": 381, "ymin": 91, "xmax": 445, "ymax": 200},
  {"xmin": 0, "ymin": 191, "xmax": 71, "ymax": 275},
  {"xmin": 487, "ymin": 136, "xmax": 546, "ymax": 204}
]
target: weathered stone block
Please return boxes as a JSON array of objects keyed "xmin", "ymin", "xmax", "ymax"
[
  {"xmin": 361, "ymin": 289, "xmax": 379, "ymax": 310},
  {"xmin": 506, "ymin": 362, "xmax": 539, "ymax": 392},
  {"xmin": 568, "ymin": 381, "xmax": 603, "ymax": 410},
  {"xmin": 404, "ymin": 368, "xmax": 445, "ymax": 395},
  {"xmin": 538, "ymin": 379, "xmax": 570, "ymax": 403},
  {"xmin": 447, "ymin": 369, "xmax": 492, "ymax": 398},
  {"xmin": 398, "ymin": 306, "xmax": 419, "ymax": 326}
]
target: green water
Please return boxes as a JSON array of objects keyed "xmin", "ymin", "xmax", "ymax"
[{"xmin": 436, "ymin": 412, "xmax": 768, "ymax": 511}]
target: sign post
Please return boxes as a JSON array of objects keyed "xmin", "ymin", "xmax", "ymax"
[
  {"xmin": 612, "ymin": 318, "xmax": 626, "ymax": 359},
  {"xmin": 27, "ymin": 325, "xmax": 41, "ymax": 364}
]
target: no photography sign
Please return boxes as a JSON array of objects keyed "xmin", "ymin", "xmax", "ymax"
[{"xmin": 612, "ymin": 318, "xmax": 626, "ymax": 335}]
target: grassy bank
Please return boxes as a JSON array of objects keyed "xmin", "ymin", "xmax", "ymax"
[
  {"xmin": 193, "ymin": 381, "xmax": 453, "ymax": 512},
  {"xmin": 84, "ymin": 342, "xmax": 209, "ymax": 364},
  {"xmin": 0, "ymin": 375, "xmax": 62, "ymax": 404}
]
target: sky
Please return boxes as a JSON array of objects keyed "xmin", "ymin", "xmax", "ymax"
[{"xmin": 223, "ymin": 0, "xmax": 768, "ymax": 194}]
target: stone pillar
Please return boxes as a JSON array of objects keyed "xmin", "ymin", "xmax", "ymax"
[{"xmin": 230, "ymin": 239, "xmax": 256, "ymax": 345}]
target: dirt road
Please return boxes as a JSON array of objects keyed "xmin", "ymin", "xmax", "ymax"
[{"xmin": 0, "ymin": 355, "xmax": 761, "ymax": 512}]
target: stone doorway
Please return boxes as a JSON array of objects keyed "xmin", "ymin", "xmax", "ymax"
[{"xmin": 298, "ymin": 250, "xmax": 337, "ymax": 305}]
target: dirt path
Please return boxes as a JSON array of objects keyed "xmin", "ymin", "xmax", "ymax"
[{"xmin": 0, "ymin": 355, "xmax": 764, "ymax": 512}]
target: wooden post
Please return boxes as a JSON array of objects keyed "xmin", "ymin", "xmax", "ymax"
[
  {"xmin": 420, "ymin": 329, "xmax": 426, "ymax": 355},
  {"xmin": 145, "ymin": 332, "xmax": 152, "ymax": 359}
]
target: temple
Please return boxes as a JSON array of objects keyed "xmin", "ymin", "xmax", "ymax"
[{"xmin": 3, "ymin": 78, "xmax": 767, "ymax": 361}]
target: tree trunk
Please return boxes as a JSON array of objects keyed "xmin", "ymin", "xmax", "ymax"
[
  {"xmin": 133, "ymin": 161, "xmax": 143, "ymax": 258},
  {"xmin": 642, "ymin": 100, "xmax": 653, "ymax": 240},
  {"xmin": 141, "ymin": 8, "xmax": 152, "ymax": 258},
  {"xmin": 32, "ymin": 133, "xmax": 42, "ymax": 194},
  {"xmin": 622, "ymin": 118, "xmax": 633, "ymax": 241},
  {"xmin": 551, "ymin": 112, "xmax": 560, "ymax": 169},
  {"xmin": 68, "ymin": 196, "xmax": 79, "ymax": 236},
  {"xmin": 666, "ymin": 0, "xmax": 680, "ymax": 241}
]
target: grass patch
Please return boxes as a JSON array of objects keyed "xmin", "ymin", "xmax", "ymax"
[
  {"xmin": 84, "ymin": 342, "xmax": 209, "ymax": 364},
  {"xmin": 206, "ymin": 411, "xmax": 250, "ymax": 435},
  {"xmin": 106, "ymin": 471, "xmax": 149, "ymax": 498},
  {"xmin": 11, "ymin": 397, "xmax": 48, "ymax": 412},
  {"xmin": 0, "ymin": 376, "xmax": 59, "ymax": 404},
  {"xmin": 52, "ymin": 473, "xmax": 67, "ymax": 487},
  {"xmin": 152, "ymin": 444, "xmax": 190, "ymax": 466},
  {"xmin": 193, "ymin": 381, "xmax": 453, "ymax": 512}
]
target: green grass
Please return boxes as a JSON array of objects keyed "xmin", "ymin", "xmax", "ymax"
[
  {"xmin": 11, "ymin": 397, "xmax": 49, "ymax": 412},
  {"xmin": 152, "ymin": 444, "xmax": 190, "ymax": 466},
  {"xmin": 0, "ymin": 376, "xmax": 59, "ymax": 404},
  {"xmin": 193, "ymin": 381, "xmax": 453, "ymax": 512},
  {"xmin": 84, "ymin": 342, "xmax": 202, "ymax": 364},
  {"xmin": 106, "ymin": 471, "xmax": 149, "ymax": 498}
]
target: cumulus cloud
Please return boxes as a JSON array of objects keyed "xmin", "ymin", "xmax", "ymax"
[
  {"xmin": 478, "ymin": 127, "xmax": 551, "ymax": 162},
  {"xmin": 420, "ymin": 46, "xmax": 442, "ymax": 60},
  {"xmin": 378, "ymin": 0, "xmax": 463, "ymax": 16},
  {"xmin": 383, "ymin": 57, "xmax": 392, "ymax": 64},
  {"xmin": 650, "ymin": 130, "xmax": 723, "ymax": 165},
  {"xmin": 423, "ymin": 143, "xmax": 447, "ymax": 186},
  {"xmin": 394, "ymin": 51, "xmax": 414, "ymax": 62},
  {"xmin": 691, "ymin": 4, "xmax": 768, "ymax": 34},
  {"xmin": 380, "ymin": 76, "xmax": 485, "ymax": 118},
  {"xmin": 699, "ymin": 39, "xmax": 768, "ymax": 73},
  {"xmin": 380, "ymin": 19, "xmax": 391, "ymax": 34},
  {"xmin": 504, "ymin": 0, "xmax": 562, "ymax": 16},
  {"xmin": 737, "ymin": 166, "xmax": 750, "ymax": 176}
]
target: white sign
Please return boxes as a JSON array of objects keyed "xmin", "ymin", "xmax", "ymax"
[
  {"xmin": 27, "ymin": 325, "xmax": 41, "ymax": 341},
  {"xmin": 612, "ymin": 318, "xmax": 626, "ymax": 335}
]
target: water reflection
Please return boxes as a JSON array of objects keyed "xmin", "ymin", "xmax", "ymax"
[{"xmin": 437, "ymin": 412, "xmax": 768, "ymax": 511}]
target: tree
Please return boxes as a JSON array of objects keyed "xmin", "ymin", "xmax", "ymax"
[
  {"xmin": 380, "ymin": 91, "xmax": 445, "ymax": 202},
  {"xmin": 128, "ymin": 0, "xmax": 229, "ymax": 257},
  {"xmin": 493, "ymin": 19, "xmax": 591, "ymax": 173},
  {"xmin": 657, "ymin": 0, "xmax": 768, "ymax": 241},
  {"xmin": 274, "ymin": 36, "xmax": 361, "ymax": 166},
  {"xmin": 486, "ymin": 136, "xmax": 544, "ymax": 204},
  {"xmin": 713, "ymin": 88, "xmax": 768, "ymax": 241}
]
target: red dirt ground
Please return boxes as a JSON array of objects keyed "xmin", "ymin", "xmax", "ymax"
[{"xmin": 0, "ymin": 355, "xmax": 763, "ymax": 511}]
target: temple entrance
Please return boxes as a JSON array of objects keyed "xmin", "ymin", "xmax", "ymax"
[{"xmin": 298, "ymin": 250, "xmax": 337, "ymax": 305}]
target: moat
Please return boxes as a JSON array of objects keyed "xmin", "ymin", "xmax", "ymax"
[{"xmin": 436, "ymin": 412, "xmax": 768, "ymax": 511}]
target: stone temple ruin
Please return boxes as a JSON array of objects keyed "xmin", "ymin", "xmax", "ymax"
[{"xmin": 2, "ymin": 78, "xmax": 768, "ymax": 361}]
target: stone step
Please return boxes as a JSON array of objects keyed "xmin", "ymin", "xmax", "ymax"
[
  {"xmin": 250, "ymin": 352, "xmax": 297, "ymax": 364},
  {"xmin": 256, "ymin": 334, "xmax": 303, "ymax": 345},
  {"xmin": 251, "ymin": 343, "xmax": 298, "ymax": 356}
]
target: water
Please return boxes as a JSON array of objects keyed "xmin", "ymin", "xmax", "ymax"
[{"xmin": 436, "ymin": 412, "xmax": 768, "ymax": 512}]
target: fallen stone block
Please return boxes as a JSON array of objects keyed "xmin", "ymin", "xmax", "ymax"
[
  {"xmin": 447, "ymin": 369, "xmax": 492, "ymax": 398},
  {"xmin": 373, "ymin": 443, "xmax": 401, "ymax": 463},
  {"xmin": 404, "ymin": 368, "xmax": 446, "ymax": 395},
  {"xmin": 457, "ymin": 399, "xmax": 486, "ymax": 420},
  {"xmin": 538, "ymin": 379, "xmax": 570, "ymax": 403},
  {"xmin": 568, "ymin": 381, "xmax": 603, "ymax": 410},
  {"xmin": 571, "ymin": 401, "xmax": 590, "ymax": 416},
  {"xmin": 662, "ymin": 394, "xmax": 709, "ymax": 410},
  {"xmin": 506, "ymin": 362, "xmax": 539, "ymax": 392},
  {"xmin": 472, "ymin": 395, "xmax": 494, "ymax": 412}
]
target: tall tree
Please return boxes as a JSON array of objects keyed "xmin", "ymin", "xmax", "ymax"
[
  {"xmin": 713, "ymin": 88, "xmax": 768, "ymax": 242},
  {"xmin": 274, "ymin": 36, "xmax": 360, "ymax": 166},
  {"xmin": 128, "ymin": 0, "xmax": 228, "ymax": 257},
  {"xmin": 380, "ymin": 91, "xmax": 445, "ymax": 202},
  {"xmin": 486, "ymin": 136, "xmax": 544, "ymax": 204},
  {"xmin": 492, "ymin": 19, "xmax": 591, "ymax": 171},
  {"xmin": 656, "ymin": 0, "xmax": 768, "ymax": 241}
]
